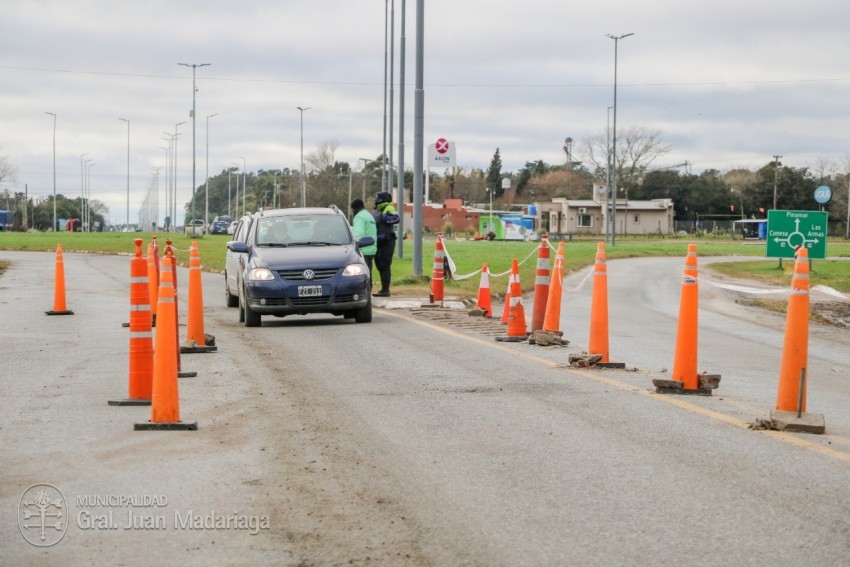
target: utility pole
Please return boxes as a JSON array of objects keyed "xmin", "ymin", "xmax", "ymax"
[
  {"xmin": 772, "ymin": 154, "xmax": 782, "ymax": 210},
  {"xmin": 178, "ymin": 62, "xmax": 211, "ymax": 229}
]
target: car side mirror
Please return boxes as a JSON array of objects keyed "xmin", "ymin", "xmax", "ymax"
[{"xmin": 228, "ymin": 241, "xmax": 249, "ymax": 254}]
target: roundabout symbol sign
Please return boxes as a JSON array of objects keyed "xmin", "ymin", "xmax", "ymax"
[{"xmin": 766, "ymin": 209, "xmax": 827, "ymax": 259}]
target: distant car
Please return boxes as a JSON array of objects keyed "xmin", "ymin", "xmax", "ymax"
[
  {"xmin": 186, "ymin": 219, "xmax": 206, "ymax": 234},
  {"xmin": 209, "ymin": 220, "xmax": 229, "ymax": 235},
  {"xmin": 224, "ymin": 206, "xmax": 372, "ymax": 326}
]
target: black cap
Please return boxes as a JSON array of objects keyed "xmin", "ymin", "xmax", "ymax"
[
  {"xmin": 351, "ymin": 199, "xmax": 365, "ymax": 211},
  {"xmin": 375, "ymin": 191, "xmax": 392, "ymax": 205}
]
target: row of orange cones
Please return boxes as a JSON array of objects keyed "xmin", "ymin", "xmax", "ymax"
[
  {"xmin": 45, "ymin": 238, "xmax": 213, "ymax": 430},
  {"xmin": 434, "ymin": 233, "xmax": 817, "ymax": 418}
]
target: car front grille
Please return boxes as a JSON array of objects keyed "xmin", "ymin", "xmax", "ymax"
[{"xmin": 277, "ymin": 268, "xmax": 339, "ymax": 281}]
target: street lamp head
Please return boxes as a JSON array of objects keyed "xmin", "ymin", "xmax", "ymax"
[{"xmin": 606, "ymin": 32, "xmax": 634, "ymax": 40}]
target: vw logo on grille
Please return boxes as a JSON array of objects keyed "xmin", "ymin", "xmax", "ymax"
[{"xmin": 302, "ymin": 269, "xmax": 315, "ymax": 280}]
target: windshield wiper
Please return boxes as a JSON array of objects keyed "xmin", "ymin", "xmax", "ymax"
[{"xmin": 260, "ymin": 242, "xmax": 289, "ymax": 247}]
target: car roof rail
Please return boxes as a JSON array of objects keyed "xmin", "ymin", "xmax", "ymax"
[{"xmin": 329, "ymin": 204, "xmax": 342, "ymax": 214}]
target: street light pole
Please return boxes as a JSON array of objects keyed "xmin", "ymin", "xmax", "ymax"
[
  {"xmin": 606, "ymin": 105, "xmax": 612, "ymax": 242},
  {"xmin": 297, "ymin": 106, "xmax": 311, "ymax": 207},
  {"xmin": 606, "ymin": 32, "xmax": 634, "ymax": 247},
  {"xmin": 118, "ymin": 117, "xmax": 130, "ymax": 229},
  {"xmin": 173, "ymin": 122, "xmax": 186, "ymax": 230},
  {"xmin": 772, "ymin": 154, "xmax": 782, "ymax": 210},
  {"xmin": 205, "ymin": 113, "xmax": 218, "ymax": 224},
  {"xmin": 178, "ymin": 62, "xmax": 211, "ymax": 229},
  {"xmin": 45, "ymin": 112, "xmax": 56, "ymax": 231},
  {"xmin": 238, "ymin": 156, "xmax": 246, "ymax": 215},
  {"xmin": 87, "ymin": 161, "xmax": 95, "ymax": 228},
  {"xmin": 80, "ymin": 153, "xmax": 88, "ymax": 231}
]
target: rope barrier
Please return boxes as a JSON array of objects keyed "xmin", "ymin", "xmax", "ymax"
[
  {"xmin": 438, "ymin": 238, "xmax": 849, "ymax": 301},
  {"xmin": 441, "ymin": 239, "xmax": 540, "ymax": 281}
]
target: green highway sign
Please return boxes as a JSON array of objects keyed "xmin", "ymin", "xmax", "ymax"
[{"xmin": 766, "ymin": 209, "xmax": 827, "ymax": 259}]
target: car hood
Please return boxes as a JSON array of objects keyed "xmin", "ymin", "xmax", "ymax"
[{"xmin": 249, "ymin": 244, "xmax": 360, "ymax": 270}]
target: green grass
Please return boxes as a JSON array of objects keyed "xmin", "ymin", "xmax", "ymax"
[{"xmin": 1, "ymin": 231, "xmax": 848, "ymax": 297}]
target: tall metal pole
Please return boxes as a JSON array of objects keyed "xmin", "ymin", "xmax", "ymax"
[
  {"xmin": 178, "ymin": 63, "xmax": 211, "ymax": 228},
  {"xmin": 412, "ymin": 0, "xmax": 424, "ymax": 275},
  {"xmin": 173, "ymin": 122, "xmax": 185, "ymax": 229},
  {"xmin": 606, "ymin": 33, "xmax": 634, "ymax": 247},
  {"xmin": 87, "ymin": 162, "xmax": 95, "ymax": 228},
  {"xmin": 396, "ymin": 0, "xmax": 406, "ymax": 258},
  {"xmin": 118, "ymin": 118, "xmax": 130, "ymax": 229},
  {"xmin": 45, "ymin": 112, "xmax": 56, "ymax": 231},
  {"xmin": 606, "ymin": 106, "xmax": 612, "ymax": 242},
  {"xmin": 205, "ymin": 113, "xmax": 218, "ymax": 224},
  {"xmin": 240, "ymin": 156, "xmax": 247, "ymax": 214},
  {"xmin": 773, "ymin": 154, "xmax": 782, "ymax": 210},
  {"xmin": 388, "ymin": 0, "xmax": 395, "ymax": 200},
  {"xmin": 297, "ymin": 107, "xmax": 310, "ymax": 207},
  {"xmin": 80, "ymin": 153, "xmax": 88, "ymax": 231},
  {"xmin": 382, "ymin": 0, "xmax": 389, "ymax": 193}
]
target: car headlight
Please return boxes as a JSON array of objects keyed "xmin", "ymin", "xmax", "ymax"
[
  {"xmin": 342, "ymin": 263, "xmax": 367, "ymax": 277},
  {"xmin": 248, "ymin": 267, "xmax": 275, "ymax": 281}
]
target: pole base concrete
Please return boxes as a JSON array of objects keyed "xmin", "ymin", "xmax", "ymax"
[{"xmin": 770, "ymin": 410, "xmax": 826, "ymax": 434}]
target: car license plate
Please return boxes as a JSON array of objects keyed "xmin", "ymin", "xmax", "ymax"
[{"xmin": 298, "ymin": 285, "xmax": 323, "ymax": 297}]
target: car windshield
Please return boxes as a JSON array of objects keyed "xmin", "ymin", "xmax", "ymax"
[{"xmin": 257, "ymin": 216, "xmax": 352, "ymax": 246}]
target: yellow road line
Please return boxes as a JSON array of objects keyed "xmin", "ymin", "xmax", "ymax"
[{"xmin": 382, "ymin": 308, "xmax": 850, "ymax": 463}]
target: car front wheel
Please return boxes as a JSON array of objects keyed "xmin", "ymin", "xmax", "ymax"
[{"xmin": 353, "ymin": 295, "xmax": 372, "ymax": 323}]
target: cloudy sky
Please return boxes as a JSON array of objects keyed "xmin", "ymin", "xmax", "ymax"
[{"xmin": 2, "ymin": 0, "xmax": 849, "ymax": 225}]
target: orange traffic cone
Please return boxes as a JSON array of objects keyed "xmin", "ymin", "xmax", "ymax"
[
  {"xmin": 45, "ymin": 243, "xmax": 74, "ymax": 315},
  {"xmin": 498, "ymin": 259, "xmax": 528, "ymax": 341},
  {"xmin": 671, "ymin": 243, "xmax": 700, "ymax": 390},
  {"xmin": 530, "ymin": 235, "xmax": 551, "ymax": 332},
  {"xmin": 146, "ymin": 241, "xmax": 159, "ymax": 325},
  {"xmin": 430, "ymin": 233, "xmax": 445, "ymax": 304},
  {"xmin": 587, "ymin": 242, "xmax": 610, "ymax": 362},
  {"xmin": 542, "ymin": 242, "xmax": 565, "ymax": 333},
  {"xmin": 775, "ymin": 247, "xmax": 811, "ymax": 412},
  {"xmin": 135, "ymin": 247, "xmax": 197, "ymax": 431},
  {"xmin": 181, "ymin": 242, "xmax": 216, "ymax": 353},
  {"xmin": 110, "ymin": 238, "xmax": 153, "ymax": 406},
  {"xmin": 476, "ymin": 263, "xmax": 493, "ymax": 317}
]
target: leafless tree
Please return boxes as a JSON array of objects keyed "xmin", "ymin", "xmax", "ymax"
[{"xmin": 581, "ymin": 126, "xmax": 672, "ymax": 185}]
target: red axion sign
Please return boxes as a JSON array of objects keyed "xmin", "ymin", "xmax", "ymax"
[{"xmin": 435, "ymin": 138, "xmax": 449, "ymax": 154}]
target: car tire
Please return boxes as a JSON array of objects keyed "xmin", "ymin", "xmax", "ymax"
[
  {"xmin": 225, "ymin": 275, "xmax": 238, "ymax": 308},
  {"xmin": 238, "ymin": 294, "xmax": 246, "ymax": 323},
  {"xmin": 354, "ymin": 295, "xmax": 372, "ymax": 323},
  {"xmin": 244, "ymin": 303, "xmax": 261, "ymax": 327}
]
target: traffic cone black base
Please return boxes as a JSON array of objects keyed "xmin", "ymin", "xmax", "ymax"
[
  {"xmin": 134, "ymin": 421, "xmax": 198, "ymax": 431},
  {"xmin": 109, "ymin": 399, "xmax": 151, "ymax": 406}
]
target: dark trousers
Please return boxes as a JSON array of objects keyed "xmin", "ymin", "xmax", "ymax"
[{"xmin": 374, "ymin": 241, "xmax": 394, "ymax": 290}]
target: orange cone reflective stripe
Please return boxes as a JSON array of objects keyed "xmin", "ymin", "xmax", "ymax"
[
  {"xmin": 587, "ymin": 242, "xmax": 609, "ymax": 362},
  {"xmin": 476, "ymin": 263, "xmax": 493, "ymax": 317},
  {"xmin": 530, "ymin": 235, "xmax": 550, "ymax": 332},
  {"xmin": 150, "ymin": 249, "xmax": 180, "ymax": 423},
  {"xmin": 184, "ymin": 241, "xmax": 206, "ymax": 346},
  {"xmin": 543, "ymin": 242, "xmax": 565, "ymax": 332},
  {"xmin": 776, "ymin": 247, "xmax": 810, "ymax": 412},
  {"xmin": 671, "ymin": 243, "xmax": 699, "ymax": 389}
]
